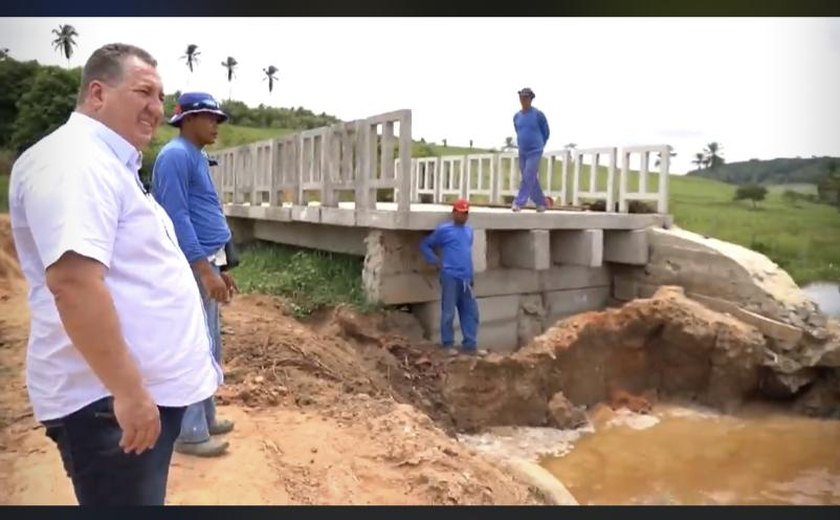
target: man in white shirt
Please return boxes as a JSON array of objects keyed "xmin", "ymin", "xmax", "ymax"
[{"xmin": 8, "ymin": 43, "xmax": 220, "ymax": 506}]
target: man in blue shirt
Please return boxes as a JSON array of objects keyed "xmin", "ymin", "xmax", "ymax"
[
  {"xmin": 152, "ymin": 92, "xmax": 237, "ymax": 457},
  {"xmin": 512, "ymin": 87, "xmax": 550, "ymax": 212},
  {"xmin": 420, "ymin": 199, "xmax": 483, "ymax": 356}
]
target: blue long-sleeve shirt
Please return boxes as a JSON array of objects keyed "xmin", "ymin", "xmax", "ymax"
[
  {"xmin": 420, "ymin": 221, "xmax": 474, "ymax": 281},
  {"xmin": 513, "ymin": 107, "xmax": 550, "ymax": 155},
  {"xmin": 152, "ymin": 136, "xmax": 231, "ymax": 264}
]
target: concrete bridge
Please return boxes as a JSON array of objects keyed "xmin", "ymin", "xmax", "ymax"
[{"xmin": 208, "ymin": 109, "xmax": 676, "ymax": 351}]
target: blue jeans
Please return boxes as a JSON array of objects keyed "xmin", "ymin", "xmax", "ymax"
[
  {"xmin": 440, "ymin": 272, "xmax": 479, "ymax": 349},
  {"xmin": 177, "ymin": 265, "xmax": 223, "ymax": 444},
  {"xmin": 514, "ymin": 151, "xmax": 546, "ymax": 208},
  {"xmin": 42, "ymin": 396, "xmax": 185, "ymax": 505}
]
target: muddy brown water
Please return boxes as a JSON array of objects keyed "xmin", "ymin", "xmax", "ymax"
[{"xmin": 540, "ymin": 403, "xmax": 840, "ymax": 505}]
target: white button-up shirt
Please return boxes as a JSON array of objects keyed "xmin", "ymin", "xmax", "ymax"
[{"xmin": 9, "ymin": 112, "xmax": 221, "ymax": 421}]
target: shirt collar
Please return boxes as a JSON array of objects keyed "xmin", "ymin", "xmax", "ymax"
[{"xmin": 68, "ymin": 111, "xmax": 143, "ymax": 172}]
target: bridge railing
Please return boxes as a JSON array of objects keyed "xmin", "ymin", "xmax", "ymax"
[
  {"xmin": 210, "ymin": 109, "xmax": 413, "ymax": 216},
  {"xmin": 208, "ymin": 111, "xmax": 671, "ymax": 215}
]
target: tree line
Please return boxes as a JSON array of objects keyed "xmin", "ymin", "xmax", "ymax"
[{"xmin": 0, "ymin": 54, "xmax": 340, "ymax": 176}]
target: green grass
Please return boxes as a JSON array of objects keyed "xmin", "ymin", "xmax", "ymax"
[
  {"xmin": 233, "ymin": 242, "xmax": 375, "ymax": 318},
  {"xmin": 669, "ymin": 175, "xmax": 840, "ymax": 284},
  {"xmin": 766, "ymin": 183, "xmax": 818, "ymax": 195}
]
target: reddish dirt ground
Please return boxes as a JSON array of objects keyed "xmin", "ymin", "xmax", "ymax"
[{"xmin": 0, "ymin": 214, "xmax": 544, "ymax": 505}]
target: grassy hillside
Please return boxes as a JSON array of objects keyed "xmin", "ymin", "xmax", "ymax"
[
  {"xmin": 669, "ymin": 175, "xmax": 840, "ymax": 284},
  {"xmin": 152, "ymin": 124, "xmax": 294, "ymax": 151},
  {"xmin": 687, "ymin": 156, "xmax": 839, "ymax": 185}
]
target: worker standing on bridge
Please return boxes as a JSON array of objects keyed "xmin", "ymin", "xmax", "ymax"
[
  {"xmin": 512, "ymin": 87, "xmax": 550, "ymax": 212},
  {"xmin": 420, "ymin": 199, "xmax": 485, "ymax": 356},
  {"xmin": 152, "ymin": 92, "xmax": 238, "ymax": 457}
]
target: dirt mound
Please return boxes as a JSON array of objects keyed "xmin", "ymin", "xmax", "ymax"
[
  {"xmin": 439, "ymin": 286, "xmax": 769, "ymax": 431},
  {"xmin": 216, "ymin": 298, "xmax": 461, "ymax": 434}
]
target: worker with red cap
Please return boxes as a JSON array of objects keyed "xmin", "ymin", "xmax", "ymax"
[{"xmin": 420, "ymin": 199, "xmax": 483, "ymax": 355}]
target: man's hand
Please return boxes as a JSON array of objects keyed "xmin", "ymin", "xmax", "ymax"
[
  {"xmin": 201, "ymin": 270, "xmax": 230, "ymax": 303},
  {"xmin": 220, "ymin": 271, "xmax": 239, "ymax": 300},
  {"xmin": 113, "ymin": 389, "xmax": 161, "ymax": 455},
  {"xmin": 194, "ymin": 260, "xmax": 230, "ymax": 303}
]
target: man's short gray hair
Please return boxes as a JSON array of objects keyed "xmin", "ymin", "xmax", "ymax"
[{"xmin": 76, "ymin": 43, "xmax": 157, "ymax": 105}]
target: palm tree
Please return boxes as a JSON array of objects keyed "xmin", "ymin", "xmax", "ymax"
[
  {"xmin": 0, "ymin": 48, "xmax": 9, "ymax": 61},
  {"xmin": 263, "ymin": 65, "xmax": 279, "ymax": 94},
  {"xmin": 564, "ymin": 142, "xmax": 577, "ymax": 149},
  {"xmin": 503, "ymin": 136, "xmax": 517, "ymax": 150},
  {"xmin": 51, "ymin": 24, "xmax": 78, "ymax": 68},
  {"xmin": 654, "ymin": 150, "xmax": 677, "ymax": 168},
  {"xmin": 704, "ymin": 142, "xmax": 724, "ymax": 169},
  {"xmin": 181, "ymin": 44, "xmax": 200, "ymax": 87},
  {"xmin": 692, "ymin": 152, "xmax": 706, "ymax": 170},
  {"xmin": 221, "ymin": 56, "xmax": 238, "ymax": 100}
]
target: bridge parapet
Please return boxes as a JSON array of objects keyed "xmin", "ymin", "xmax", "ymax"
[{"xmin": 208, "ymin": 110, "xmax": 672, "ymax": 216}]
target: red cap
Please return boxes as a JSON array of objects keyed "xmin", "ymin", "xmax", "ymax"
[{"xmin": 453, "ymin": 198, "xmax": 470, "ymax": 213}]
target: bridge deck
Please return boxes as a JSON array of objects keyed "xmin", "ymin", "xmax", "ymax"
[{"xmin": 223, "ymin": 202, "xmax": 672, "ymax": 231}]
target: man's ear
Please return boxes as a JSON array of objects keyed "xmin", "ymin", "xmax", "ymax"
[{"xmin": 85, "ymin": 80, "xmax": 106, "ymax": 110}]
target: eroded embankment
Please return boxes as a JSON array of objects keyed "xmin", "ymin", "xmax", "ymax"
[
  {"xmin": 214, "ymin": 282, "xmax": 840, "ymax": 436},
  {"xmin": 435, "ymin": 286, "xmax": 840, "ymax": 431}
]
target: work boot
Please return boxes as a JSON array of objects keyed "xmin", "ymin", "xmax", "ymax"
[
  {"xmin": 209, "ymin": 418, "xmax": 235, "ymax": 435},
  {"xmin": 174, "ymin": 437, "xmax": 230, "ymax": 457}
]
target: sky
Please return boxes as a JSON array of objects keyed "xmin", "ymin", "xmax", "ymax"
[{"xmin": 1, "ymin": 17, "xmax": 839, "ymax": 173}]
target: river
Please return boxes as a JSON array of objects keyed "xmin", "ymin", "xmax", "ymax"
[
  {"xmin": 537, "ymin": 284, "xmax": 840, "ymax": 505},
  {"xmin": 464, "ymin": 281, "xmax": 840, "ymax": 505},
  {"xmin": 540, "ymin": 403, "xmax": 840, "ymax": 505}
]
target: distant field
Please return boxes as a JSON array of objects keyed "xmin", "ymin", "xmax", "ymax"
[
  {"xmin": 669, "ymin": 175, "xmax": 839, "ymax": 284},
  {"xmin": 766, "ymin": 183, "xmax": 818, "ymax": 195}
]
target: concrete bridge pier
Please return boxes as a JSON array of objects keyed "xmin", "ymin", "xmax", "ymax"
[{"xmin": 362, "ymin": 226, "xmax": 653, "ymax": 352}]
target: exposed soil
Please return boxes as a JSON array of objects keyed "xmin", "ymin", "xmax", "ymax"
[{"xmin": 437, "ymin": 286, "xmax": 776, "ymax": 431}]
